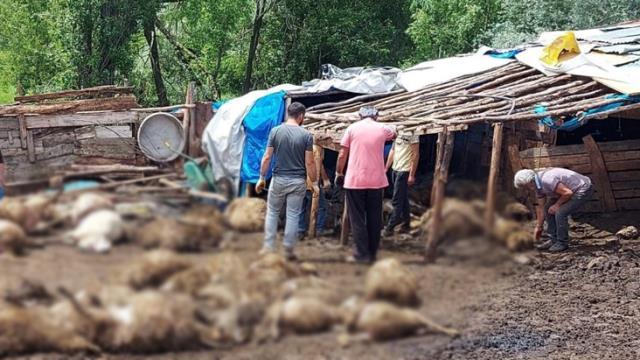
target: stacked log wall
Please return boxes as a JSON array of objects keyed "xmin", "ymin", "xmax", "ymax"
[{"xmin": 520, "ymin": 138, "xmax": 640, "ymax": 212}]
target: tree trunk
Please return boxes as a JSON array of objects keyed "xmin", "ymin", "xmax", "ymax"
[
  {"xmin": 144, "ymin": 19, "xmax": 169, "ymax": 106},
  {"xmin": 243, "ymin": 1, "xmax": 265, "ymax": 94}
]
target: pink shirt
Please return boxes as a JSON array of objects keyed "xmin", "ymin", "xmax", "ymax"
[{"xmin": 340, "ymin": 119, "xmax": 396, "ymax": 189}]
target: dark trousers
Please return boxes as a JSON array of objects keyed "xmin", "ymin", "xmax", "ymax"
[
  {"xmin": 345, "ymin": 188, "xmax": 383, "ymax": 261},
  {"xmin": 386, "ymin": 170, "xmax": 410, "ymax": 230}
]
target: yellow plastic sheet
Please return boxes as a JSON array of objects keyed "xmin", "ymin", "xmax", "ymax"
[{"xmin": 540, "ymin": 32, "xmax": 581, "ymax": 65}]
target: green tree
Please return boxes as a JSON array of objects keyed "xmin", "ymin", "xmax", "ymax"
[{"xmin": 407, "ymin": 0, "xmax": 501, "ymax": 61}]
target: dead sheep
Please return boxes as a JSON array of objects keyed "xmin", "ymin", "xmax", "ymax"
[
  {"xmin": 0, "ymin": 219, "xmax": 28, "ymax": 256},
  {"xmin": 264, "ymin": 296, "xmax": 344, "ymax": 339},
  {"xmin": 134, "ymin": 214, "xmax": 223, "ymax": 252},
  {"xmin": 68, "ymin": 209, "xmax": 124, "ymax": 253},
  {"xmin": 0, "ymin": 304, "xmax": 100, "ymax": 356},
  {"xmin": 616, "ymin": 226, "xmax": 639, "ymax": 240},
  {"xmin": 70, "ymin": 192, "xmax": 113, "ymax": 224},
  {"xmin": 246, "ymin": 254, "xmax": 318, "ymax": 298},
  {"xmin": 421, "ymin": 198, "xmax": 484, "ymax": 243},
  {"xmin": 492, "ymin": 217, "xmax": 534, "ymax": 252},
  {"xmin": 203, "ymin": 298, "xmax": 268, "ymax": 345},
  {"xmin": 207, "ymin": 252, "xmax": 247, "ymax": 285},
  {"xmin": 502, "ymin": 202, "xmax": 532, "ymax": 222},
  {"xmin": 224, "ymin": 197, "xmax": 267, "ymax": 232},
  {"xmin": 126, "ymin": 250, "xmax": 192, "ymax": 290},
  {"xmin": 3, "ymin": 278, "xmax": 53, "ymax": 306},
  {"xmin": 59, "ymin": 288, "xmax": 209, "ymax": 353},
  {"xmin": 346, "ymin": 301, "xmax": 458, "ymax": 342},
  {"xmin": 161, "ymin": 267, "xmax": 213, "ymax": 296},
  {"xmin": 134, "ymin": 217, "xmax": 201, "ymax": 252},
  {"xmin": 0, "ymin": 193, "xmax": 58, "ymax": 234},
  {"xmin": 365, "ymin": 258, "xmax": 420, "ymax": 307},
  {"xmin": 182, "ymin": 204, "xmax": 228, "ymax": 240},
  {"xmin": 279, "ymin": 277, "xmax": 346, "ymax": 306}
]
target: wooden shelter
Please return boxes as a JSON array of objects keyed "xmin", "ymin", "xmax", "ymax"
[
  {"xmin": 302, "ymin": 62, "xmax": 640, "ymax": 260},
  {"xmin": 0, "ymin": 84, "xmax": 213, "ymax": 194}
]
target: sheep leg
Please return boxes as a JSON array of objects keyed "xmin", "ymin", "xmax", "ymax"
[{"xmin": 418, "ymin": 315, "xmax": 459, "ymax": 337}]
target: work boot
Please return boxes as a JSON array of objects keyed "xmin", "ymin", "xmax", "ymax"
[
  {"xmin": 549, "ymin": 243, "xmax": 568, "ymax": 253},
  {"xmin": 284, "ymin": 247, "xmax": 298, "ymax": 261},
  {"xmin": 536, "ymin": 240, "xmax": 554, "ymax": 250}
]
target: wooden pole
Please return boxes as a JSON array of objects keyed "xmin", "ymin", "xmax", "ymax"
[
  {"xmin": 308, "ymin": 147, "xmax": 323, "ymax": 238},
  {"xmin": 340, "ymin": 201, "xmax": 350, "ymax": 246},
  {"xmin": 425, "ymin": 128, "xmax": 454, "ymax": 262},
  {"xmin": 184, "ymin": 82, "xmax": 197, "ymax": 157},
  {"xmin": 430, "ymin": 133, "xmax": 445, "ymax": 206},
  {"xmin": 484, "ymin": 123, "xmax": 504, "ymax": 235}
]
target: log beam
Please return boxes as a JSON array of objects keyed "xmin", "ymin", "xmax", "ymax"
[
  {"xmin": 485, "ymin": 123, "xmax": 504, "ymax": 234},
  {"xmin": 425, "ymin": 128, "xmax": 454, "ymax": 262}
]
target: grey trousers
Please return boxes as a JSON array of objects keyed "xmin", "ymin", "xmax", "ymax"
[
  {"xmin": 545, "ymin": 186, "xmax": 593, "ymax": 245},
  {"xmin": 264, "ymin": 176, "xmax": 307, "ymax": 250}
]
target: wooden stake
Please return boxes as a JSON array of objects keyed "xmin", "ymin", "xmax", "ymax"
[
  {"xmin": 340, "ymin": 200, "xmax": 350, "ymax": 246},
  {"xmin": 308, "ymin": 147, "xmax": 323, "ymax": 238},
  {"xmin": 184, "ymin": 82, "xmax": 196, "ymax": 156},
  {"xmin": 484, "ymin": 123, "xmax": 504, "ymax": 235},
  {"xmin": 583, "ymin": 135, "xmax": 616, "ymax": 212},
  {"xmin": 425, "ymin": 128, "xmax": 454, "ymax": 262},
  {"xmin": 18, "ymin": 114, "xmax": 27, "ymax": 149},
  {"xmin": 26, "ymin": 130, "xmax": 35, "ymax": 163}
]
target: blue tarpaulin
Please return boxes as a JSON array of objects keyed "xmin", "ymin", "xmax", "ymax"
[
  {"xmin": 240, "ymin": 91, "xmax": 287, "ymax": 183},
  {"xmin": 537, "ymin": 94, "xmax": 640, "ymax": 131}
]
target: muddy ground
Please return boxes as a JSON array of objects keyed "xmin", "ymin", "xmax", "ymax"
[{"xmin": 3, "ymin": 211, "xmax": 640, "ymax": 360}]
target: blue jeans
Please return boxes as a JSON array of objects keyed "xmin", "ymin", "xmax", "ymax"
[
  {"xmin": 298, "ymin": 187, "xmax": 327, "ymax": 234},
  {"xmin": 545, "ymin": 186, "xmax": 593, "ymax": 245},
  {"xmin": 264, "ymin": 176, "xmax": 307, "ymax": 250}
]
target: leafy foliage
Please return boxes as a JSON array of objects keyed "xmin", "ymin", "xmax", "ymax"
[{"xmin": 0, "ymin": 0, "xmax": 638, "ymax": 105}]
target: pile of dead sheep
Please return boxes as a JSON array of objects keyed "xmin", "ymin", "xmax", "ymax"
[
  {"xmin": 0, "ymin": 191, "xmax": 267, "ymax": 256},
  {"xmin": 420, "ymin": 197, "xmax": 535, "ymax": 251},
  {"xmin": 0, "ymin": 250, "xmax": 457, "ymax": 356}
]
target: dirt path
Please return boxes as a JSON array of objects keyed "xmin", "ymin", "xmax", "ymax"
[{"xmin": 4, "ymin": 213, "xmax": 640, "ymax": 359}]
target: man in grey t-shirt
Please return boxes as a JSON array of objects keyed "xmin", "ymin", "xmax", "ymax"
[
  {"xmin": 514, "ymin": 167, "xmax": 593, "ymax": 252},
  {"xmin": 256, "ymin": 102, "xmax": 318, "ymax": 260}
]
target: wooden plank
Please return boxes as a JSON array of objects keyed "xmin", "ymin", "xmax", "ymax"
[
  {"xmin": 95, "ymin": 125, "xmax": 132, "ymax": 138},
  {"xmin": 614, "ymin": 189, "xmax": 640, "ymax": 199},
  {"xmin": 606, "ymin": 159, "xmax": 640, "ymax": 172},
  {"xmin": 603, "ymin": 150, "xmax": 640, "ymax": 162},
  {"xmin": 75, "ymin": 126, "xmax": 97, "ymax": 140},
  {"xmin": 74, "ymin": 138, "xmax": 137, "ymax": 160},
  {"xmin": 617, "ymin": 198, "xmax": 640, "ymax": 211},
  {"xmin": 520, "ymin": 153, "xmax": 591, "ymax": 168},
  {"xmin": 1, "ymin": 96, "xmax": 138, "ymax": 116},
  {"xmin": 583, "ymin": 135, "xmax": 617, "ymax": 212},
  {"xmin": 18, "ymin": 114, "xmax": 27, "ymax": 149},
  {"xmin": 425, "ymin": 129, "xmax": 454, "ymax": 262},
  {"xmin": 507, "ymin": 142, "xmax": 523, "ymax": 172},
  {"xmin": 25, "ymin": 111, "xmax": 140, "ymax": 129},
  {"xmin": 609, "ymin": 171, "xmax": 640, "ymax": 182},
  {"xmin": 308, "ymin": 147, "xmax": 322, "ymax": 239},
  {"xmin": 611, "ymin": 180, "xmax": 640, "ymax": 191},
  {"xmin": 14, "ymin": 85, "xmax": 133, "ymax": 103},
  {"xmin": 41, "ymin": 130, "xmax": 76, "ymax": 147},
  {"xmin": 519, "ymin": 139, "xmax": 640, "ymax": 159},
  {"xmin": 485, "ymin": 123, "xmax": 504, "ymax": 232},
  {"xmin": 36, "ymin": 143, "xmax": 75, "ymax": 161},
  {"xmin": 26, "ymin": 130, "xmax": 35, "ymax": 163},
  {"xmin": 0, "ymin": 117, "xmax": 19, "ymax": 130}
]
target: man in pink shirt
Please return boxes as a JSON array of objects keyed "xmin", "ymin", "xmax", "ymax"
[{"xmin": 336, "ymin": 106, "xmax": 396, "ymax": 263}]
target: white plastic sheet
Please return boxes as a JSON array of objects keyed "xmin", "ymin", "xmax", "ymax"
[
  {"xmin": 396, "ymin": 55, "xmax": 513, "ymax": 92},
  {"xmin": 302, "ymin": 69, "xmax": 400, "ymax": 94},
  {"xmin": 201, "ymin": 84, "xmax": 302, "ymax": 195}
]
